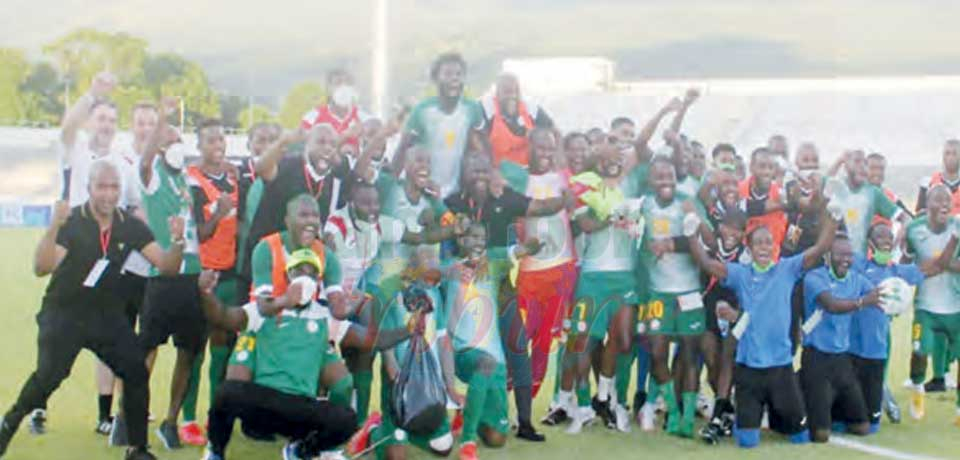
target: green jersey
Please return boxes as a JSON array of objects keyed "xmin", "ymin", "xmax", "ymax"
[
  {"xmin": 250, "ymin": 231, "xmax": 343, "ymax": 298},
  {"xmin": 641, "ymin": 192, "xmax": 706, "ymax": 293},
  {"xmin": 833, "ymin": 181, "xmax": 899, "ymax": 255},
  {"xmin": 443, "ymin": 262, "xmax": 504, "ymax": 363},
  {"xmin": 906, "ymin": 217, "xmax": 960, "ymax": 314},
  {"xmin": 405, "ymin": 96, "xmax": 484, "ymax": 195},
  {"xmin": 240, "ymin": 301, "xmax": 334, "ymax": 397},
  {"xmin": 141, "ymin": 157, "xmax": 201, "ymax": 275},
  {"xmin": 375, "ymin": 172, "xmax": 442, "ymax": 264},
  {"xmin": 576, "ymin": 168, "xmax": 646, "ymax": 273}
]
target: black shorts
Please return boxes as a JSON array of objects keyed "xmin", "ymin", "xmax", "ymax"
[
  {"xmin": 848, "ymin": 355, "xmax": 885, "ymax": 425},
  {"xmin": 799, "ymin": 347, "xmax": 868, "ymax": 431},
  {"xmin": 122, "ymin": 276, "xmax": 147, "ymax": 327},
  {"xmin": 139, "ymin": 274, "xmax": 207, "ymax": 354},
  {"xmin": 703, "ymin": 285, "xmax": 738, "ymax": 336},
  {"xmin": 734, "ymin": 364, "xmax": 807, "ymax": 435}
]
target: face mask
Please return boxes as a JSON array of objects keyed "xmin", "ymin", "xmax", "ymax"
[
  {"xmin": 290, "ymin": 275, "xmax": 317, "ymax": 306},
  {"xmin": 164, "ymin": 142, "xmax": 188, "ymax": 170},
  {"xmin": 872, "ymin": 249, "xmax": 893, "ymax": 265},
  {"xmin": 752, "ymin": 261, "xmax": 773, "ymax": 273},
  {"xmin": 331, "ymin": 85, "xmax": 357, "ymax": 108}
]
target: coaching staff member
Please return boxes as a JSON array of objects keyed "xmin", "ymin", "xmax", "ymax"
[{"xmin": 0, "ymin": 161, "xmax": 185, "ymax": 460}]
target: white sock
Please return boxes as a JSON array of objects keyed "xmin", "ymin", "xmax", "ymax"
[
  {"xmin": 914, "ymin": 384, "xmax": 926, "ymax": 393},
  {"xmin": 598, "ymin": 375, "xmax": 614, "ymax": 402},
  {"xmin": 558, "ymin": 390, "xmax": 574, "ymax": 411}
]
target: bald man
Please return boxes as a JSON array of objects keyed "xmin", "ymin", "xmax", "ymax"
[{"xmin": 481, "ymin": 73, "xmax": 554, "ymax": 167}]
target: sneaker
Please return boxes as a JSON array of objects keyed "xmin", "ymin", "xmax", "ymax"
[
  {"xmin": 699, "ymin": 419, "xmax": 722, "ymax": 445},
  {"xmin": 924, "ymin": 377, "xmax": 946, "ymax": 393},
  {"xmin": 96, "ymin": 417, "xmax": 113, "ymax": 435},
  {"xmin": 910, "ymin": 388, "xmax": 926, "ymax": 420},
  {"xmin": 282, "ymin": 441, "xmax": 304, "ymax": 460},
  {"xmin": 760, "ymin": 410, "xmax": 770, "ymax": 429},
  {"xmin": 516, "ymin": 422, "xmax": 546, "ymax": 442},
  {"xmin": 346, "ymin": 412, "xmax": 381, "ymax": 457},
  {"xmin": 458, "ymin": 442, "xmax": 478, "ymax": 460},
  {"xmin": 613, "ymin": 403, "xmax": 631, "ymax": 433},
  {"xmin": 638, "ymin": 403, "xmax": 656, "ymax": 432},
  {"xmin": 28, "ymin": 409, "xmax": 46, "ymax": 435},
  {"xmin": 201, "ymin": 446, "xmax": 224, "ymax": 460},
  {"xmin": 541, "ymin": 405, "xmax": 569, "ymax": 426},
  {"xmin": 565, "ymin": 407, "xmax": 595, "ymax": 435},
  {"xmin": 697, "ymin": 393, "xmax": 714, "ymax": 420},
  {"xmin": 318, "ymin": 450, "xmax": 348, "ymax": 460},
  {"xmin": 109, "ymin": 415, "xmax": 129, "ymax": 447},
  {"xmin": 156, "ymin": 420, "xmax": 182, "ymax": 449},
  {"xmin": 592, "ymin": 396, "xmax": 615, "ymax": 429},
  {"xmin": 883, "ymin": 386, "xmax": 902, "ymax": 424},
  {"xmin": 0, "ymin": 416, "xmax": 15, "ymax": 458},
  {"xmin": 719, "ymin": 409, "xmax": 736, "ymax": 436},
  {"xmin": 947, "ymin": 374, "xmax": 958, "ymax": 390},
  {"xmin": 124, "ymin": 446, "xmax": 157, "ymax": 460},
  {"xmin": 179, "ymin": 421, "xmax": 207, "ymax": 447}
]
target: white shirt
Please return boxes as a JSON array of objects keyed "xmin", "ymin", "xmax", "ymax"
[{"xmin": 61, "ymin": 131, "xmax": 141, "ymax": 209}]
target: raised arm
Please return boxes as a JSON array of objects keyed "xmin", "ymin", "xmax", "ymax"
[
  {"xmin": 802, "ymin": 208, "xmax": 840, "ymax": 270},
  {"xmin": 33, "ymin": 201, "xmax": 70, "ymax": 277},
  {"xmin": 668, "ymin": 88, "xmax": 700, "ymax": 135},
  {"xmin": 255, "ymin": 128, "xmax": 306, "ymax": 182},
  {"xmin": 61, "ymin": 71, "xmax": 116, "ymax": 150},
  {"xmin": 197, "ymin": 270, "xmax": 249, "ymax": 331},
  {"xmin": 635, "ymin": 97, "xmax": 682, "ymax": 156},
  {"xmin": 140, "ymin": 97, "xmax": 180, "ymax": 187},
  {"xmin": 353, "ymin": 114, "xmax": 403, "ymax": 183}
]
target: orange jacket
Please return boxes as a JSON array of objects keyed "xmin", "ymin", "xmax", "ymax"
[
  {"xmin": 489, "ymin": 97, "xmax": 534, "ymax": 167},
  {"xmin": 187, "ymin": 166, "xmax": 238, "ymax": 270},
  {"xmin": 260, "ymin": 232, "xmax": 326, "ymax": 298},
  {"xmin": 739, "ymin": 177, "xmax": 787, "ymax": 261}
]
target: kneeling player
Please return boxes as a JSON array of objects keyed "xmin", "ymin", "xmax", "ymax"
[{"xmin": 687, "ymin": 202, "xmax": 840, "ymax": 447}]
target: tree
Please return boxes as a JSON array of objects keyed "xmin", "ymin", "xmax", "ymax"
[
  {"xmin": 0, "ymin": 48, "xmax": 30, "ymax": 123},
  {"xmin": 219, "ymin": 93, "xmax": 246, "ymax": 128},
  {"xmin": 43, "ymin": 28, "xmax": 148, "ymax": 97},
  {"xmin": 20, "ymin": 62, "xmax": 64, "ymax": 124},
  {"xmin": 160, "ymin": 60, "xmax": 221, "ymax": 126},
  {"xmin": 239, "ymin": 104, "xmax": 277, "ymax": 131},
  {"xmin": 278, "ymin": 81, "xmax": 325, "ymax": 128}
]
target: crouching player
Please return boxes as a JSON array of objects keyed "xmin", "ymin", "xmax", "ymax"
[{"xmin": 687, "ymin": 201, "xmax": 840, "ymax": 447}]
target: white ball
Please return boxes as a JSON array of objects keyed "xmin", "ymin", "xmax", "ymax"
[{"xmin": 878, "ymin": 277, "xmax": 914, "ymax": 316}]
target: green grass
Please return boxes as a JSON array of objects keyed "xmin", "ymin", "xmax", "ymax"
[{"xmin": 0, "ymin": 227, "xmax": 958, "ymax": 459}]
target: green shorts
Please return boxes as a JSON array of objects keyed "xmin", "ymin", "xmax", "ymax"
[
  {"xmin": 454, "ymin": 349, "xmax": 510, "ymax": 436},
  {"xmin": 639, "ymin": 290, "xmax": 705, "ymax": 336},
  {"xmin": 912, "ymin": 310, "xmax": 960, "ymax": 356},
  {"xmin": 375, "ymin": 368, "xmax": 452, "ymax": 456},
  {"xmin": 572, "ymin": 271, "xmax": 640, "ymax": 340}
]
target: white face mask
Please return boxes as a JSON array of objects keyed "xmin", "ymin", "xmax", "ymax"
[
  {"xmin": 164, "ymin": 142, "xmax": 189, "ymax": 170},
  {"xmin": 290, "ymin": 275, "xmax": 318, "ymax": 305},
  {"xmin": 331, "ymin": 85, "xmax": 358, "ymax": 108}
]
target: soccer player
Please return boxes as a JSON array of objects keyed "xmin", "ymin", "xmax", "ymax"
[
  {"xmin": 177, "ymin": 118, "xmax": 239, "ymax": 446},
  {"xmin": 799, "ymin": 234, "xmax": 879, "ymax": 442},
  {"xmin": 0, "ymin": 161, "xmax": 184, "ymax": 460},
  {"xmin": 739, "ymin": 147, "xmax": 787, "ymax": 262},
  {"xmin": 301, "ymin": 68, "xmax": 370, "ymax": 146},
  {"xmin": 443, "ymin": 223, "xmax": 514, "ymax": 460},
  {"xmin": 686, "ymin": 197, "xmax": 841, "ymax": 448},
  {"xmin": 392, "ymin": 52, "xmax": 485, "ymax": 196},
  {"xmin": 848, "ymin": 221, "xmax": 953, "ymax": 432},
  {"xmin": 560, "ymin": 143, "xmax": 645, "ymax": 434},
  {"xmin": 904, "ymin": 185, "xmax": 960, "ymax": 422},
  {"xmin": 132, "ymin": 99, "xmax": 206, "ymax": 450},
  {"xmin": 636, "ymin": 157, "xmax": 710, "ymax": 438},
  {"xmin": 481, "ymin": 73, "xmax": 554, "ymax": 167}
]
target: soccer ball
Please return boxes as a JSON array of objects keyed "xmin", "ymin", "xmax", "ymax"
[{"xmin": 878, "ymin": 277, "xmax": 915, "ymax": 316}]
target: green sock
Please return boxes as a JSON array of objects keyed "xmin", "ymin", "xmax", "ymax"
[
  {"xmin": 681, "ymin": 392, "xmax": 698, "ymax": 422},
  {"xmin": 615, "ymin": 352, "xmax": 634, "ymax": 405},
  {"xmin": 181, "ymin": 351, "xmax": 204, "ymax": 423},
  {"xmin": 462, "ymin": 372, "xmax": 493, "ymax": 443},
  {"xmin": 208, "ymin": 345, "xmax": 230, "ymax": 405},
  {"xmin": 933, "ymin": 333, "xmax": 949, "ymax": 379},
  {"xmin": 354, "ymin": 370, "xmax": 373, "ymax": 425},
  {"xmin": 576, "ymin": 379, "xmax": 591, "ymax": 407},
  {"xmin": 661, "ymin": 380, "xmax": 679, "ymax": 432}
]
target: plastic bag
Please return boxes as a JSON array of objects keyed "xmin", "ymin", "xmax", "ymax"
[{"xmin": 390, "ymin": 334, "xmax": 447, "ymax": 436}]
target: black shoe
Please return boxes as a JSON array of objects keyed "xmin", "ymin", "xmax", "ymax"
[
  {"xmin": 27, "ymin": 409, "xmax": 46, "ymax": 435},
  {"xmin": 516, "ymin": 422, "xmax": 546, "ymax": 442},
  {"xmin": 883, "ymin": 385, "xmax": 902, "ymax": 424},
  {"xmin": 155, "ymin": 420, "xmax": 181, "ymax": 449},
  {"xmin": 96, "ymin": 416, "xmax": 113, "ymax": 435},
  {"xmin": 110, "ymin": 415, "xmax": 129, "ymax": 447},
  {"xmin": 0, "ymin": 416, "xmax": 17, "ymax": 458},
  {"xmin": 540, "ymin": 406, "xmax": 569, "ymax": 426},
  {"xmin": 699, "ymin": 420, "xmax": 722, "ymax": 445},
  {"xmin": 592, "ymin": 396, "xmax": 615, "ymax": 429},
  {"xmin": 924, "ymin": 377, "xmax": 947, "ymax": 393},
  {"xmin": 124, "ymin": 446, "xmax": 157, "ymax": 460},
  {"xmin": 632, "ymin": 391, "xmax": 648, "ymax": 418},
  {"xmin": 241, "ymin": 421, "xmax": 277, "ymax": 442}
]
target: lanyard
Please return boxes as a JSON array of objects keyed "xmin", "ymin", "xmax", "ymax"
[
  {"xmin": 303, "ymin": 164, "xmax": 325, "ymax": 199},
  {"xmin": 99, "ymin": 227, "xmax": 112, "ymax": 259}
]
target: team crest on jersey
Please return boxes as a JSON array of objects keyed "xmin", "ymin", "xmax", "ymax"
[
  {"xmin": 307, "ymin": 320, "xmax": 319, "ymax": 333},
  {"xmin": 637, "ymin": 323, "xmax": 647, "ymax": 334},
  {"xmin": 236, "ymin": 351, "xmax": 249, "ymax": 362},
  {"xmin": 650, "ymin": 319, "xmax": 661, "ymax": 331}
]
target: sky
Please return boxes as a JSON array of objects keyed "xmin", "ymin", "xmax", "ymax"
[{"xmin": 2, "ymin": 0, "xmax": 959, "ymax": 102}]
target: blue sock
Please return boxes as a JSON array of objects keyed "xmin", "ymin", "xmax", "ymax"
[
  {"xmin": 735, "ymin": 427, "xmax": 760, "ymax": 448},
  {"xmin": 789, "ymin": 429, "xmax": 810, "ymax": 444}
]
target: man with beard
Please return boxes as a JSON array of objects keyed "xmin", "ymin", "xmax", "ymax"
[
  {"xmin": 393, "ymin": 52, "xmax": 485, "ymax": 196},
  {"xmin": 482, "ymin": 73, "xmax": 554, "ymax": 167}
]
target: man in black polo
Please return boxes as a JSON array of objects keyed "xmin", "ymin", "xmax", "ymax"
[{"xmin": 0, "ymin": 161, "xmax": 185, "ymax": 460}]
